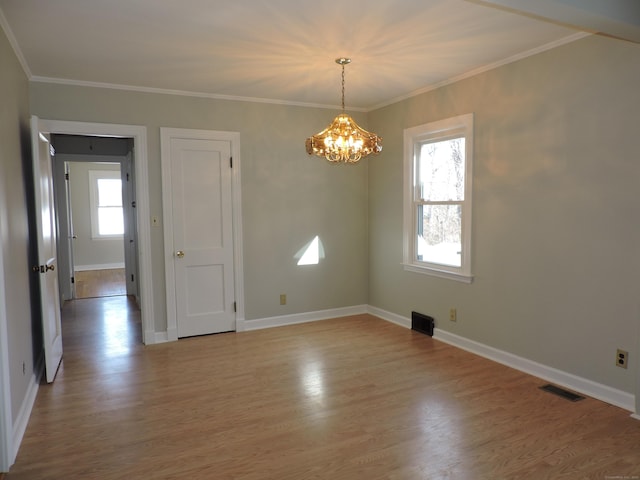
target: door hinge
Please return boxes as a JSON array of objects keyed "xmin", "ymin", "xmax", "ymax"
[
  {"xmin": 65, "ymin": 172, "xmax": 69, "ymax": 180},
  {"xmin": 71, "ymin": 276, "xmax": 75, "ymax": 284},
  {"xmin": 126, "ymin": 173, "xmax": 130, "ymax": 181},
  {"xmin": 230, "ymin": 156, "xmax": 233, "ymax": 168},
  {"xmin": 233, "ymin": 301, "xmax": 237, "ymax": 313},
  {"xmin": 131, "ymin": 201, "xmax": 136, "ymax": 208},
  {"xmin": 131, "ymin": 274, "xmax": 135, "ymax": 282}
]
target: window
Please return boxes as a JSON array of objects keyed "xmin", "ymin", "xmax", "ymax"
[
  {"xmin": 89, "ymin": 169, "xmax": 124, "ymax": 238},
  {"xmin": 403, "ymin": 113, "xmax": 473, "ymax": 283}
]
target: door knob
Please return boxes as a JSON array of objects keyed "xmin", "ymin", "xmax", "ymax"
[
  {"xmin": 32, "ymin": 264, "xmax": 55, "ymax": 273},
  {"xmin": 176, "ymin": 250, "xmax": 185, "ymax": 258}
]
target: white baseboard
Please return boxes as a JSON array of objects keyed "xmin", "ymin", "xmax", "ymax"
[
  {"xmin": 74, "ymin": 263, "xmax": 125, "ymax": 271},
  {"xmin": 435, "ymin": 329, "xmax": 635, "ymax": 412},
  {"xmin": 12, "ymin": 357, "xmax": 43, "ymax": 465},
  {"xmin": 368, "ymin": 306, "xmax": 636, "ymax": 414},
  {"xmin": 147, "ymin": 303, "xmax": 638, "ymax": 416},
  {"xmin": 235, "ymin": 317, "xmax": 246, "ymax": 332},
  {"xmin": 243, "ymin": 305, "xmax": 368, "ymax": 331},
  {"xmin": 155, "ymin": 331, "xmax": 170, "ymax": 344},
  {"xmin": 366, "ymin": 305, "xmax": 411, "ymax": 329}
]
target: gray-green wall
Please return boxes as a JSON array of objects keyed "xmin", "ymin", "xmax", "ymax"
[
  {"xmin": 29, "ymin": 84, "xmax": 370, "ymax": 331},
  {"xmin": 367, "ymin": 34, "xmax": 640, "ymax": 395},
  {"xmin": 0, "ymin": 26, "xmax": 38, "ymax": 424}
]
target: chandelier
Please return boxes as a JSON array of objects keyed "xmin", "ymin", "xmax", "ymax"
[{"xmin": 305, "ymin": 58, "xmax": 382, "ymax": 163}]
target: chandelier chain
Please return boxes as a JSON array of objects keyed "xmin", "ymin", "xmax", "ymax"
[{"xmin": 341, "ymin": 63, "xmax": 345, "ymax": 112}]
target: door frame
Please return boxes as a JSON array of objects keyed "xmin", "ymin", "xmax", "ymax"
[
  {"xmin": 0, "ymin": 217, "xmax": 13, "ymax": 470},
  {"xmin": 160, "ymin": 128, "xmax": 245, "ymax": 340},
  {"xmin": 38, "ymin": 119, "xmax": 155, "ymax": 344}
]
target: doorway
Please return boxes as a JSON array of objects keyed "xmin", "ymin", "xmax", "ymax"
[
  {"xmin": 35, "ymin": 119, "xmax": 154, "ymax": 345},
  {"xmin": 52, "ymin": 135, "xmax": 136, "ymax": 302}
]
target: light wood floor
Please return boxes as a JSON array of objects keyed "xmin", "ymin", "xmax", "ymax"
[
  {"xmin": 74, "ymin": 268, "xmax": 126, "ymax": 299},
  {"xmin": 7, "ymin": 298, "xmax": 640, "ymax": 479}
]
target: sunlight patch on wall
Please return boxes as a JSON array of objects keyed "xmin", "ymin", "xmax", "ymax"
[{"xmin": 296, "ymin": 235, "xmax": 325, "ymax": 266}]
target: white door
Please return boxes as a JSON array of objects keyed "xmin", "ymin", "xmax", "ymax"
[
  {"xmin": 163, "ymin": 133, "xmax": 236, "ymax": 338},
  {"xmin": 31, "ymin": 116, "xmax": 63, "ymax": 383}
]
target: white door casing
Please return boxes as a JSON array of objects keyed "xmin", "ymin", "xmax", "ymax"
[
  {"xmin": 161, "ymin": 128, "xmax": 245, "ymax": 340},
  {"xmin": 31, "ymin": 117, "xmax": 63, "ymax": 383},
  {"xmin": 35, "ymin": 119, "xmax": 154, "ymax": 344},
  {"xmin": 122, "ymin": 151, "xmax": 139, "ymax": 300},
  {"xmin": 52, "ymin": 158, "xmax": 75, "ymax": 301},
  {"xmin": 0, "ymin": 214, "xmax": 13, "ymax": 470}
]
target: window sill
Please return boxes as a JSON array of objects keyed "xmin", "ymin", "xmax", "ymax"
[{"xmin": 403, "ymin": 263, "xmax": 473, "ymax": 284}]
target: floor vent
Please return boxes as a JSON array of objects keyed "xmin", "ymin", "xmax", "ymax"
[
  {"xmin": 411, "ymin": 311, "xmax": 434, "ymax": 337},
  {"xmin": 539, "ymin": 384, "xmax": 585, "ymax": 402}
]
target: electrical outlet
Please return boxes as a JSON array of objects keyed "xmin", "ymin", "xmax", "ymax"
[
  {"xmin": 449, "ymin": 308, "xmax": 457, "ymax": 322},
  {"xmin": 280, "ymin": 294, "xmax": 286, "ymax": 305},
  {"xmin": 616, "ymin": 349, "xmax": 628, "ymax": 369}
]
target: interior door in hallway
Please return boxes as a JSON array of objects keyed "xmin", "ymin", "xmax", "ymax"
[
  {"xmin": 31, "ymin": 116, "xmax": 63, "ymax": 382},
  {"xmin": 163, "ymin": 132, "xmax": 236, "ymax": 338}
]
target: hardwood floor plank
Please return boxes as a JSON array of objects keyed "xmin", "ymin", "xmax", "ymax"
[{"xmin": 6, "ymin": 298, "xmax": 640, "ymax": 479}]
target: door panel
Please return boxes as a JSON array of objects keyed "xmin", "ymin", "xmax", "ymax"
[
  {"xmin": 169, "ymin": 137, "xmax": 235, "ymax": 337},
  {"xmin": 31, "ymin": 116, "xmax": 63, "ymax": 383}
]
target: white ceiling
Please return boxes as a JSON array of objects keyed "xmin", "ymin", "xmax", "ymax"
[{"xmin": 0, "ymin": 0, "xmax": 637, "ymax": 110}]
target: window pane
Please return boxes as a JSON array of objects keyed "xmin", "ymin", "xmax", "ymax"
[
  {"xmin": 97, "ymin": 178, "xmax": 122, "ymax": 207},
  {"xmin": 417, "ymin": 204, "xmax": 461, "ymax": 267},
  {"xmin": 98, "ymin": 206, "xmax": 124, "ymax": 235},
  {"xmin": 418, "ymin": 138, "xmax": 465, "ymax": 201}
]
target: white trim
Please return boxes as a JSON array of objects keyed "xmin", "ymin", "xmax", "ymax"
[
  {"xmin": 154, "ymin": 332, "xmax": 170, "ymax": 344},
  {"xmin": 36, "ymin": 120, "xmax": 155, "ymax": 345},
  {"xmin": 74, "ymin": 263, "xmax": 125, "ymax": 271},
  {"xmin": 0, "ymin": 211, "xmax": 13, "ymax": 471},
  {"xmin": 244, "ymin": 305, "xmax": 368, "ymax": 331},
  {"xmin": 29, "ymin": 76, "xmax": 361, "ymax": 113},
  {"xmin": 26, "ymin": 34, "xmax": 589, "ymax": 114},
  {"xmin": 0, "ymin": 8, "xmax": 32, "ymax": 78},
  {"xmin": 160, "ymin": 128, "xmax": 245, "ymax": 341},
  {"xmin": 403, "ymin": 263, "xmax": 474, "ymax": 284},
  {"xmin": 11, "ymin": 360, "xmax": 42, "ymax": 465},
  {"xmin": 366, "ymin": 305, "xmax": 411, "ymax": 329},
  {"xmin": 369, "ymin": 306, "xmax": 636, "ymax": 413},
  {"xmin": 403, "ymin": 113, "xmax": 474, "ymax": 281},
  {"xmin": 229, "ymin": 134, "xmax": 246, "ymax": 333},
  {"xmin": 434, "ymin": 329, "xmax": 635, "ymax": 412}
]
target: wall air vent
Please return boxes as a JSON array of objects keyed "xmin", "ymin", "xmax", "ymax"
[
  {"xmin": 539, "ymin": 384, "xmax": 585, "ymax": 402},
  {"xmin": 411, "ymin": 311, "xmax": 434, "ymax": 336}
]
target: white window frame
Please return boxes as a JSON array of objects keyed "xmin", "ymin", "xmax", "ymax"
[
  {"xmin": 88, "ymin": 169, "xmax": 124, "ymax": 239},
  {"xmin": 403, "ymin": 113, "xmax": 474, "ymax": 283}
]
